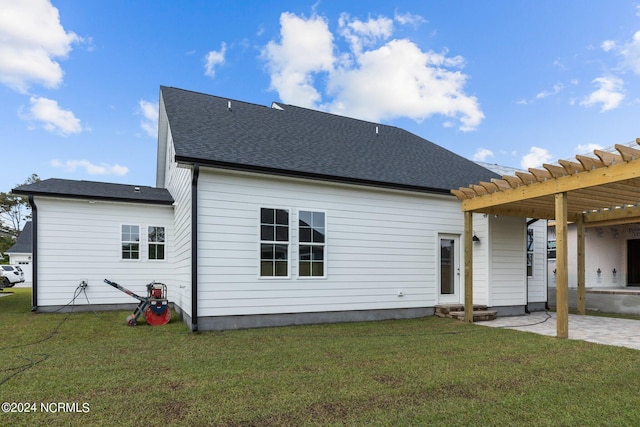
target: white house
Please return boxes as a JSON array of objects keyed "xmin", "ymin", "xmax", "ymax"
[
  {"xmin": 14, "ymin": 86, "xmax": 539, "ymax": 331},
  {"xmin": 5, "ymin": 221, "xmax": 34, "ymax": 282}
]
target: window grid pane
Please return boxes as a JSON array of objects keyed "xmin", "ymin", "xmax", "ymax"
[
  {"xmin": 298, "ymin": 211, "xmax": 326, "ymax": 277},
  {"xmin": 260, "ymin": 207, "xmax": 289, "ymax": 278},
  {"xmin": 122, "ymin": 225, "xmax": 140, "ymax": 260},
  {"xmin": 148, "ymin": 226, "xmax": 166, "ymax": 260}
]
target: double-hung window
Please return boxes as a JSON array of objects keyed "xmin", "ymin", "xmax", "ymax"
[
  {"xmin": 299, "ymin": 211, "xmax": 325, "ymax": 277},
  {"xmin": 148, "ymin": 226, "xmax": 166, "ymax": 260},
  {"xmin": 122, "ymin": 225, "xmax": 140, "ymax": 260},
  {"xmin": 260, "ymin": 208, "xmax": 289, "ymax": 277}
]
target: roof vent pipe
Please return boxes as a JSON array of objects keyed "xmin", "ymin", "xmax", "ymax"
[
  {"xmin": 134, "ymin": 187, "xmax": 140, "ymax": 192},
  {"xmin": 376, "ymin": 126, "xmax": 379, "ymax": 136},
  {"xmin": 227, "ymin": 101, "xmax": 232, "ymax": 111}
]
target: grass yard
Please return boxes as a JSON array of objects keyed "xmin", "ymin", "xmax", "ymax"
[{"xmin": 2, "ymin": 288, "xmax": 640, "ymax": 426}]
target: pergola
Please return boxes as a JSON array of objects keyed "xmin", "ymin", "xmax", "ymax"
[{"xmin": 451, "ymin": 138, "xmax": 640, "ymax": 338}]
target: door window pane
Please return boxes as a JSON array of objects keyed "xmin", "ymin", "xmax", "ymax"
[{"xmin": 440, "ymin": 239, "xmax": 454, "ymax": 294}]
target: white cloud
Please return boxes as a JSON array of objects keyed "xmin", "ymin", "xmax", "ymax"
[
  {"xmin": 21, "ymin": 96, "xmax": 82, "ymax": 135},
  {"xmin": 601, "ymin": 40, "xmax": 616, "ymax": 52},
  {"xmin": 338, "ymin": 13, "xmax": 393, "ymax": 55},
  {"xmin": 553, "ymin": 58, "xmax": 567, "ymax": 71},
  {"xmin": 138, "ymin": 99, "xmax": 158, "ymax": 138},
  {"xmin": 535, "ymin": 83, "xmax": 564, "ymax": 100},
  {"xmin": 574, "ymin": 143, "xmax": 603, "ymax": 155},
  {"xmin": 601, "ymin": 30, "xmax": 640, "ymax": 75},
  {"xmin": 618, "ymin": 30, "xmax": 640, "ymax": 74},
  {"xmin": 261, "ymin": 12, "xmax": 335, "ymax": 108},
  {"xmin": 204, "ymin": 42, "xmax": 227, "ymax": 78},
  {"xmin": 472, "ymin": 148, "xmax": 494, "ymax": 162},
  {"xmin": 521, "ymin": 146, "xmax": 553, "ymax": 169},
  {"xmin": 394, "ymin": 11, "xmax": 427, "ymax": 27},
  {"xmin": 580, "ymin": 76, "xmax": 625, "ymax": 111},
  {"xmin": 262, "ymin": 12, "xmax": 484, "ymax": 132},
  {"xmin": 0, "ymin": 0, "xmax": 80, "ymax": 93},
  {"xmin": 518, "ymin": 82, "xmax": 564, "ymax": 105},
  {"xmin": 326, "ymin": 39, "xmax": 483, "ymax": 131},
  {"xmin": 50, "ymin": 159, "xmax": 129, "ymax": 176}
]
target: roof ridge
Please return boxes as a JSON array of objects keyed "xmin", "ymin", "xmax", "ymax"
[{"xmin": 161, "ymin": 86, "xmax": 274, "ymax": 112}]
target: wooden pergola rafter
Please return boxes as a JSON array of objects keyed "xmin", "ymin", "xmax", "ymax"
[{"xmin": 452, "ymin": 138, "xmax": 640, "ymax": 338}]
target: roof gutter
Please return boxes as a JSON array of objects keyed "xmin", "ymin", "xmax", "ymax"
[
  {"xmin": 12, "ymin": 190, "xmax": 174, "ymax": 206},
  {"xmin": 29, "ymin": 196, "xmax": 38, "ymax": 311},
  {"xmin": 191, "ymin": 164, "xmax": 200, "ymax": 332}
]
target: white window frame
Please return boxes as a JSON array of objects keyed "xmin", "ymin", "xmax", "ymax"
[
  {"xmin": 297, "ymin": 209, "xmax": 327, "ymax": 279},
  {"xmin": 258, "ymin": 207, "xmax": 290, "ymax": 279},
  {"xmin": 121, "ymin": 224, "xmax": 141, "ymax": 261},
  {"xmin": 148, "ymin": 225, "xmax": 166, "ymax": 261}
]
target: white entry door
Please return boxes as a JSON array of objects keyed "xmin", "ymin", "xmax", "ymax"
[{"xmin": 438, "ymin": 234, "xmax": 461, "ymax": 304}]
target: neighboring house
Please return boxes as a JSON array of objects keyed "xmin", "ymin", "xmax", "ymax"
[
  {"xmin": 14, "ymin": 86, "xmax": 536, "ymax": 331},
  {"xmin": 5, "ymin": 221, "xmax": 33, "ymax": 282}
]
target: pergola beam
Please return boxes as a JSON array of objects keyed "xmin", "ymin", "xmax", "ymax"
[
  {"xmin": 460, "ymin": 159, "xmax": 640, "ymax": 212},
  {"xmin": 555, "ymin": 192, "xmax": 569, "ymax": 339},
  {"xmin": 452, "ymin": 138, "xmax": 640, "ymax": 340},
  {"xmin": 583, "ymin": 205, "xmax": 640, "ymax": 224},
  {"xmin": 464, "ymin": 211, "xmax": 473, "ymax": 323}
]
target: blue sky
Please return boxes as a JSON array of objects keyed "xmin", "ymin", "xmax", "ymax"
[{"xmin": 2, "ymin": 0, "xmax": 640, "ymax": 193}]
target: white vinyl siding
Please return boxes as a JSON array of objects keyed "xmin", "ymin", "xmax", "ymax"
[
  {"xmin": 471, "ymin": 213, "xmax": 490, "ymax": 306},
  {"xmin": 163, "ymin": 131, "xmax": 192, "ymax": 315},
  {"xmin": 34, "ymin": 198, "xmax": 174, "ymax": 307},
  {"xmin": 195, "ymin": 168, "xmax": 466, "ymax": 317},
  {"xmin": 489, "ymin": 215, "xmax": 527, "ymax": 306}
]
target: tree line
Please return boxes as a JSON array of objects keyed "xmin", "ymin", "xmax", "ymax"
[{"xmin": 1, "ymin": 174, "xmax": 39, "ymax": 262}]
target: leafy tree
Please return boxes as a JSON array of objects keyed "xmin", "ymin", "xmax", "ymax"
[
  {"xmin": 0, "ymin": 174, "xmax": 40, "ymax": 237},
  {"xmin": 0, "ymin": 235, "xmax": 15, "ymax": 265}
]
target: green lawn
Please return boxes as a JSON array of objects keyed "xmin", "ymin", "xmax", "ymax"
[{"xmin": 1, "ymin": 288, "xmax": 640, "ymax": 426}]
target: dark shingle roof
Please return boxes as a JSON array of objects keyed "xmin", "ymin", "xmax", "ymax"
[
  {"xmin": 161, "ymin": 86, "xmax": 498, "ymax": 194},
  {"xmin": 12, "ymin": 179, "xmax": 174, "ymax": 205},
  {"xmin": 6, "ymin": 221, "xmax": 32, "ymax": 254}
]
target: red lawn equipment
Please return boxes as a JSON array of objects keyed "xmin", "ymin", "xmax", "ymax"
[{"xmin": 103, "ymin": 279, "xmax": 171, "ymax": 326}]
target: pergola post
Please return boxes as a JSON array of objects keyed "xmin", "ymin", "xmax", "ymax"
[
  {"xmin": 555, "ymin": 192, "xmax": 569, "ymax": 339},
  {"xmin": 577, "ymin": 215, "xmax": 586, "ymax": 315},
  {"xmin": 464, "ymin": 211, "xmax": 473, "ymax": 323}
]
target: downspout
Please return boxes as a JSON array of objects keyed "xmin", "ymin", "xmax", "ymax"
[
  {"xmin": 525, "ymin": 218, "xmax": 540, "ymax": 314},
  {"xmin": 29, "ymin": 196, "xmax": 38, "ymax": 311},
  {"xmin": 191, "ymin": 164, "xmax": 200, "ymax": 332}
]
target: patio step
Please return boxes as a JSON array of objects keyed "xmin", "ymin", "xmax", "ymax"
[{"xmin": 435, "ymin": 304, "xmax": 497, "ymax": 322}]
